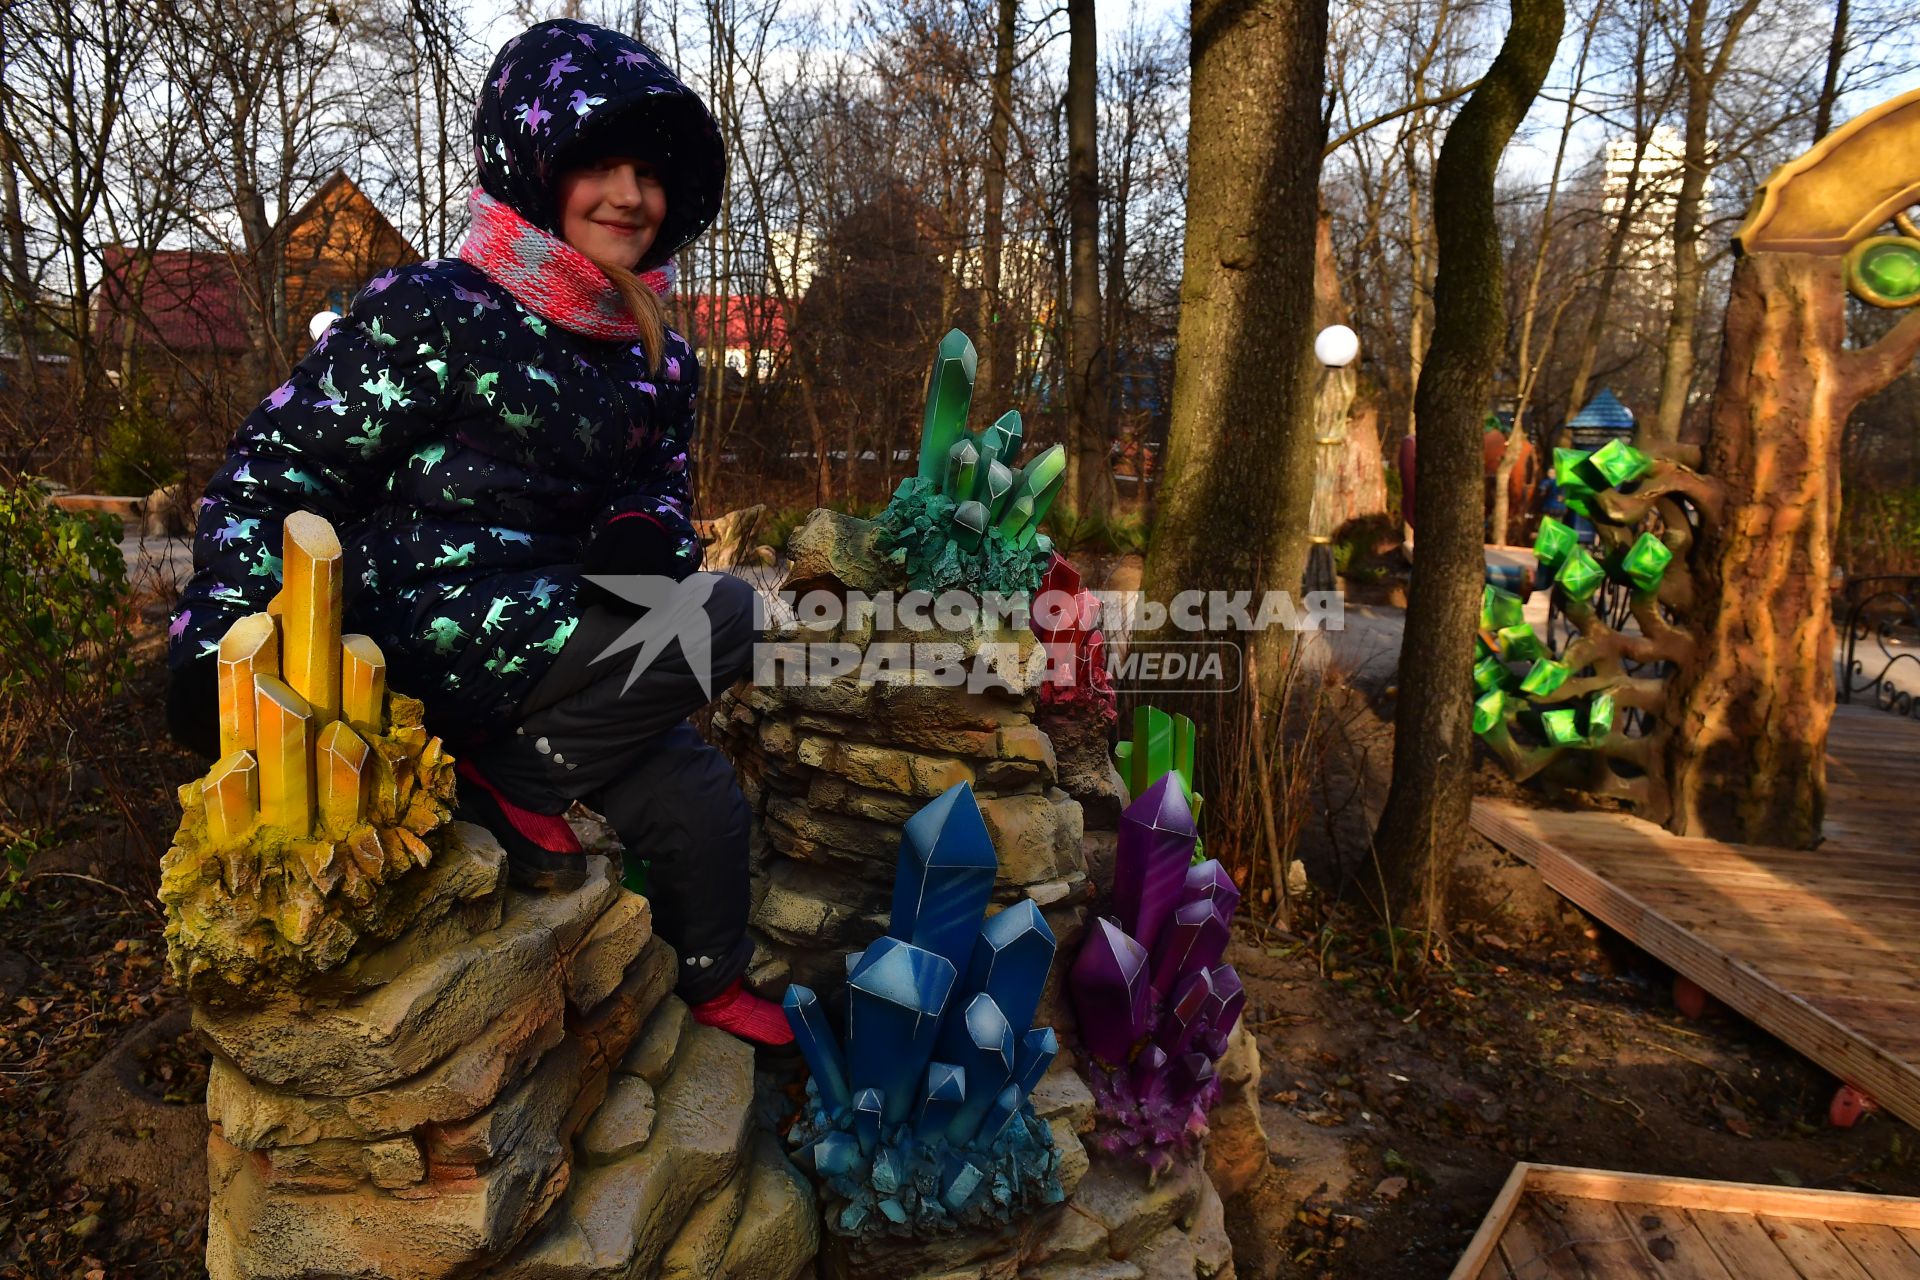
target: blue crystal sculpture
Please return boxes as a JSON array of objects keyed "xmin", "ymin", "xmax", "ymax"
[
  {"xmin": 785, "ymin": 781, "xmax": 1065, "ymax": 1238},
  {"xmin": 891, "ymin": 783, "xmax": 999, "ymax": 972},
  {"xmin": 1068, "ymin": 781, "xmax": 1245, "ymax": 1175}
]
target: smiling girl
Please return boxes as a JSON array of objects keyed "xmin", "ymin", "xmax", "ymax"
[{"xmin": 164, "ymin": 19, "xmax": 792, "ymax": 1046}]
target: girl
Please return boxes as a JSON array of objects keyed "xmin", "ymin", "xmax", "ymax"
[{"xmin": 165, "ymin": 18, "xmax": 792, "ymax": 1047}]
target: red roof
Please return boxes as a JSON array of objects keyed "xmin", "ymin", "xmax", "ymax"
[
  {"xmin": 681, "ymin": 293, "xmax": 789, "ymax": 353},
  {"xmin": 94, "ymin": 245, "xmax": 252, "ymax": 354}
]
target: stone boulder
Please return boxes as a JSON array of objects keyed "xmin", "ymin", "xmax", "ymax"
[{"xmin": 199, "ymin": 834, "xmax": 756, "ymax": 1280}]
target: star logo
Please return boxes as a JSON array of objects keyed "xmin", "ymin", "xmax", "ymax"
[{"xmin": 584, "ymin": 573, "xmax": 723, "ymax": 699}]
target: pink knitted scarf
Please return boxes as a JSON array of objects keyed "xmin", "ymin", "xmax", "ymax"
[{"xmin": 456, "ymin": 189, "xmax": 674, "ymax": 340}]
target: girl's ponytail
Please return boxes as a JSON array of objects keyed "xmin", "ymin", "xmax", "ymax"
[{"xmin": 591, "ymin": 256, "xmax": 668, "ymax": 373}]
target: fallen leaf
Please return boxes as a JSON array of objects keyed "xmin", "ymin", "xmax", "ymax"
[{"xmin": 1373, "ymin": 1176, "xmax": 1408, "ymax": 1201}]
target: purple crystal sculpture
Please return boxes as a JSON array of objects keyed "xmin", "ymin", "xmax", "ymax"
[
  {"xmin": 1110, "ymin": 775, "xmax": 1198, "ymax": 955},
  {"xmin": 783, "ymin": 781, "xmax": 1065, "ymax": 1237},
  {"xmin": 1068, "ymin": 782, "xmax": 1244, "ymax": 1174},
  {"xmin": 1068, "ymin": 918, "xmax": 1151, "ymax": 1064}
]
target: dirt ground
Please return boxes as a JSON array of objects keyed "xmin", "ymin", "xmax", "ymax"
[
  {"xmin": 1226, "ymin": 838, "xmax": 1920, "ymax": 1278},
  {"xmin": 3, "ymin": 593, "xmax": 1916, "ymax": 1278}
]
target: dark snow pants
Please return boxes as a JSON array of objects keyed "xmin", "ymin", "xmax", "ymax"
[{"xmin": 465, "ymin": 571, "xmax": 761, "ymax": 1004}]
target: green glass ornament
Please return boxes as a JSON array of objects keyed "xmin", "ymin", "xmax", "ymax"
[
  {"xmin": 1473, "ymin": 655, "xmax": 1509, "ymax": 694},
  {"xmin": 1849, "ymin": 237, "xmax": 1920, "ymax": 307},
  {"xmin": 1481, "ymin": 585, "xmax": 1527, "ymax": 633},
  {"xmin": 1473, "ymin": 689, "xmax": 1507, "ymax": 736},
  {"xmin": 1533, "ymin": 516, "xmax": 1576, "ymax": 570},
  {"xmin": 1555, "ymin": 546, "xmax": 1606, "ymax": 601},
  {"xmin": 1587, "ymin": 438, "xmax": 1652, "ymax": 488},
  {"xmin": 1519, "ymin": 658, "xmax": 1570, "ymax": 698},
  {"xmin": 1541, "ymin": 707, "xmax": 1583, "ymax": 745},
  {"xmin": 1586, "ymin": 690, "xmax": 1616, "ymax": 741},
  {"xmin": 1553, "ymin": 448, "xmax": 1598, "ymax": 516},
  {"xmin": 1621, "ymin": 532, "xmax": 1673, "ymax": 593},
  {"xmin": 1497, "ymin": 623, "xmax": 1544, "ymax": 663}
]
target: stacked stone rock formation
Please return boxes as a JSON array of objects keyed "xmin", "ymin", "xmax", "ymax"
[
  {"xmin": 173, "ymin": 512, "xmax": 818, "ymax": 1279},
  {"xmin": 713, "ymin": 499, "xmax": 1257, "ymax": 1280},
  {"xmin": 711, "ymin": 508, "xmax": 1090, "ymax": 1024},
  {"xmin": 201, "ymin": 842, "xmax": 818, "ymax": 1279}
]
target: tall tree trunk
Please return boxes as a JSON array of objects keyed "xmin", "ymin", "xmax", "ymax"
[
  {"xmin": 1144, "ymin": 0, "xmax": 1328, "ymax": 667},
  {"xmin": 1490, "ymin": 0, "xmax": 1595, "ymax": 542},
  {"xmin": 1664, "ymin": 251, "xmax": 1920, "ymax": 845},
  {"xmin": 976, "ymin": 0, "xmax": 1016, "ymax": 409},
  {"xmin": 0, "ymin": 134, "xmax": 39, "ymax": 395},
  {"xmin": 1372, "ymin": 0, "xmax": 1563, "ymax": 930},
  {"xmin": 1651, "ymin": 0, "xmax": 1761, "ymax": 444},
  {"xmin": 1650, "ymin": 0, "xmax": 1712, "ymax": 445},
  {"xmin": 1064, "ymin": 0, "xmax": 1112, "ymax": 521},
  {"xmin": 1563, "ymin": 128, "xmax": 1648, "ymax": 424},
  {"xmin": 1813, "ymin": 0, "xmax": 1848, "ymax": 143}
]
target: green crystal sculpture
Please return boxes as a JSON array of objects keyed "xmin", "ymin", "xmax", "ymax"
[
  {"xmin": 1496, "ymin": 622, "xmax": 1544, "ymax": 664},
  {"xmin": 1480, "ymin": 586, "xmax": 1527, "ymax": 634},
  {"xmin": 1519, "ymin": 658, "xmax": 1570, "ymax": 698},
  {"xmin": 1587, "ymin": 438, "xmax": 1652, "ymax": 488},
  {"xmin": 876, "ymin": 331, "xmax": 1064, "ymax": 594},
  {"xmin": 1552, "ymin": 448, "xmax": 1599, "ymax": 517},
  {"xmin": 1619, "ymin": 532, "xmax": 1673, "ymax": 593},
  {"xmin": 1113, "ymin": 706, "xmax": 1204, "ymax": 856},
  {"xmin": 1585, "ymin": 690, "xmax": 1616, "ymax": 741},
  {"xmin": 1473, "ymin": 689, "xmax": 1507, "ymax": 735},
  {"xmin": 1540, "ymin": 707, "xmax": 1583, "ymax": 745},
  {"xmin": 1533, "ymin": 516, "xmax": 1576, "ymax": 570},
  {"xmin": 1554, "ymin": 546, "xmax": 1606, "ymax": 601}
]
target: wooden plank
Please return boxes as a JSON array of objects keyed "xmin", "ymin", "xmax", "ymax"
[
  {"xmin": 1471, "ymin": 805, "xmax": 1920, "ymax": 1130},
  {"xmin": 1685, "ymin": 1210, "xmax": 1808, "ymax": 1280},
  {"xmin": 1498, "ymin": 1193, "xmax": 1596, "ymax": 1278},
  {"xmin": 1828, "ymin": 1221, "xmax": 1920, "ymax": 1277},
  {"xmin": 1609, "ymin": 1202, "xmax": 1735, "ymax": 1279},
  {"xmin": 1547, "ymin": 1196, "xmax": 1661, "ymax": 1277},
  {"xmin": 1499, "ymin": 1194, "xmax": 1629, "ymax": 1278},
  {"xmin": 1521, "ymin": 1168, "xmax": 1920, "ymax": 1227},
  {"xmin": 1451, "ymin": 1164, "xmax": 1534, "ymax": 1280},
  {"xmin": 1757, "ymin": 1218, "xmax": 1874, "ymax": 1280}
]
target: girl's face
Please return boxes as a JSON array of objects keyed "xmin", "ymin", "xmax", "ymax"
[{"xmin": 557, "ymin": 156, "xmax": 665, "ymax": 271}]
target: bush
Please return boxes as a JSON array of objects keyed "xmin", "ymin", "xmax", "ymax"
[
  {"xmin": 94, "ymin": 392, "xmax": 183, "ymax": 497},
  {"xmin": 1837, "ymin": 485, "xmax": 1920, "ymax": 577},
  {"xmin": 0, "ymin": 482, "xmax": 134, "ymax": 844}
]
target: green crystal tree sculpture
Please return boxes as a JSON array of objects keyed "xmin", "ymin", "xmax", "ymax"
[
  {"xmin": 875, "ymin": 330, "xmax": 1066, "ymax": 595},
  {"xmin": 1472, "ymin": 437, "xmax": 1718, "ymax": 816}
]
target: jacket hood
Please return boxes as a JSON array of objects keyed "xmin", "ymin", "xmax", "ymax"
[{"xmin": 473, "ymin": 19, "xmax": 724, "ymax": 272}]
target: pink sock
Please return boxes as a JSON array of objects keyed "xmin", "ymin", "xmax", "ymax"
[{"xmin": 456, "ymin": 759, "xmax": 583, "ymax": 854}]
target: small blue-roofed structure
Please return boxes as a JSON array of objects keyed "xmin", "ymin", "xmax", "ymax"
[{"xmin": 1566, "ymin": 389, "xmax": 1635, "ymax": 448}]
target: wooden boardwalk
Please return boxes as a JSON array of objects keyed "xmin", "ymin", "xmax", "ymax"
[
  {"xmin": 1451, "ymin": 1164, "xmax": 1920, "ymax": 1279},
  {"xmin": 1472, "ymin": 705, "xmax": 1920, "ymax": 1127}
]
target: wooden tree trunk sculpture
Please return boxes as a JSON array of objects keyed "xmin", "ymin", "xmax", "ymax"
[
  {"xmin": 1665, "ymin": 102, "xmax": 1920, "ymax": 844},
  {"xmin": 1478, "ymin": 87, "xmax": 1920, "ymax": 849}
]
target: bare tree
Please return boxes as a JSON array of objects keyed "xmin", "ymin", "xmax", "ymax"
[{"xmin": 1373, "ymin": 0, "xmax": 1564, "ymax": 932}]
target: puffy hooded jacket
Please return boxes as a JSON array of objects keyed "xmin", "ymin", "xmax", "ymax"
[{"xmin": 167, "ymin": 19, "xmax": 725, "ymax": 745}]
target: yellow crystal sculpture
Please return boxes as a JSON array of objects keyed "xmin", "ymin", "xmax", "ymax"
[
  {"xmin": 217, "ymin": 613, "xmax": 278, "ymax": 758},
  {"xmin": 282, "ymin": 511, "xmax": 344, "ymax": 722},
  {"xmin": 341, "ymin": 634, "xmax": 387, "ymax": 732},
  {"xmin": 160, "ymin": 511, "xmax": 463, "ymax": 999}
]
